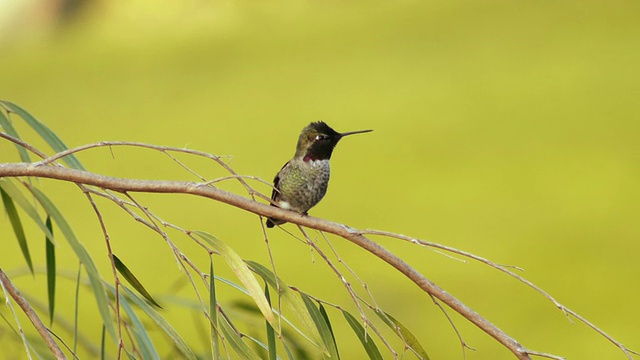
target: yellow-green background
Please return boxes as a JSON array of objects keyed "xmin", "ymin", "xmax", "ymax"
[{"xmin": 1, "ymin": 0, "xmax": 639, "ymax": 359}]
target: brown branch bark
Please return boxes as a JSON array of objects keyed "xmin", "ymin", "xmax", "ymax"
[
  {"xmin": 0, "ymin": 268, "xmax": 67, "ymax": 360},
  {"xmin": 0, "ymin": 162, "xmax": 540, "ymax": 359}
]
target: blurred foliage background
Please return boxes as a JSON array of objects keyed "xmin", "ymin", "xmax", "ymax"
[{"xmin": 1, "ymin": 0, "xmax": 639, "ymax": 359}]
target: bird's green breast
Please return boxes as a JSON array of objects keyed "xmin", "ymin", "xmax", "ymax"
[{"xmin": 277, "ymin": 159, "xmax": 330, "ymax": 213}]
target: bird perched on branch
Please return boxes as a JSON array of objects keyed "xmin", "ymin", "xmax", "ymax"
[{"xmin": 266, "ymin": 121, "xmax": 372, "ymax": 228}]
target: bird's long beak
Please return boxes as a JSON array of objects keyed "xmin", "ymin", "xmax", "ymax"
[{"xmin": 339, "ymin": 129, "xmax": 373, "ymax": 138}]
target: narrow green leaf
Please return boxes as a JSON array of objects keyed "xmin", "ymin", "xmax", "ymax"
[
  {"xmin": 45, "ymin": 216, "xmax": 56, "ymax": 325},
  {"xmin": 119, "ymin": 286, "xmax": 197, "ymax": 360},
  {"xmin": 210, "ymin": 259, "xmax": 220, "ymax": 360},
  {"xmin": 265, "ymin": 284, "xmax": 277, "ymax": 360},
  {"xmin": 26, "ymin": 184, "xmax": 116, "ymax": 342},
  {"xmin": 1, "ymin": 187, "xmax": 33, "ymax": 274},
  {"xmin": 0, "ymin": 180, "xmax": 55, "ymax": 245},
  {"xmin": 170, "ymin": 271, "xmax": 314, "ymax": 354},
  {"xmin": 113, "ymin": 255, "xmax": 161, "ymax": 308},
  {"xmin": 300, "ymin": 293, "xmax": 339, "ymax": 360},
  {"xmin": 375, "ymin": 310, "xmax": 430, "ymax": 360},
  {"xmin": 319, "ymin": 303, "xmax": 340, "ymax": 360},
  {"xmin": 0, "ymin": 101, "xmax": 85, "ymax": 170},
  {"xmin": 0, "ymin": 108, "xmax": 31, "ymax": 163},
  {"xmin": 246, "ymin": 261, "xmax": 324, "ymax": 350},
  {"xmin": 118, "ymin": 292, "xmax": 160, "ymax": 360},
  {"xmin": 282, "ymin": 342, "xmax": 295, "ymax": 360},
  {"xmin": 100, "ymin": 325, "xmax": 106, "ymax": 360},
  {"xmin": 74, "ymin": 262, "xmax": 82, "ymax": 355},
  {"xmin": 342, "ymin": 310, "xmax": 383, "ymax": 360},
  {"xmin": 219, "ymin": 313, "xmax": 262, "ymax": 360},
  {"xmin": 193, "ymin": 231, "xmax": 274, "ymax": 325}
]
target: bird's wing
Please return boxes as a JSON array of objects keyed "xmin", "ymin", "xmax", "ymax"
[{"xmin": 270, "ymin": 161, "xmax": 289, "ymax": 204}]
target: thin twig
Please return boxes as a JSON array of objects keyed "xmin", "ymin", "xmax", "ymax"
[
  {"xmin": 47, "ymin": 330, "xmax": 80, "ymax": 360},
  {"xmin": 81, "ymin": 190, "xmax": 125, "ymax": 358},
  {"xmin": 31, "ymin": 140, "xmax": 272, "ymax": 203},
  {"xmin": 428, "ymin": 294, "xmax": 475, "ymax": 358},
  {"xmin": 0, "ymin": 162, "xmax": 541, "ymax": 359},
  {"xmin": 259, "ymin": 217, "xmax": 285, "ymax": 337},
  {"xmin": 0, "ymin": 269, "xmax": 66, "ymax": 359},
  {"xmin": 123, "ymin": 192, "xmax": 213, "ymax": 328},
  {"xmin": 319, "ymin": 231, "xmax": 381, "ymax": 309},
  {"xmin": 13, "ymin": 290, "xmax": 100, "ymax": 357},
  {"xmin": 0, "ymin": 278, "xmax": 34, "ymax": 360},
  {"xmin": 361, "ymin": 229, "xmax": 638, "ymax": 359},
  {"xmin": 297, "ymin": 226, "xmax": 398, "ymax": 359},
  {"xmin": 318, "ymin": 231, "xmax": 426, "ymax": 358},
  {"xmin": 3, "ymin": 135, "xmax": 635, "ymax": 359}
]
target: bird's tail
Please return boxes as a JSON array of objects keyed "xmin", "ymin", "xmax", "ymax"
[{"xmin": 266, "ymin": 217, "xmax": 286, "ymax": 228}]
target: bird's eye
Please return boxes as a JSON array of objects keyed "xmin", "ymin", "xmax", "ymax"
[{"xmin": 315, "ymin": 135, "xmax": 326, "ymax": 141}]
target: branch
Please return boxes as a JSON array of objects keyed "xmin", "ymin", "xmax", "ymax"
[
  {"xmin": 0, "ymin": 162, "xmax": 541, "ymax": 359},
  {"xmin": 0, "ymin": 268, "xmax": 67, "ymax": 359},
  {"xmin": 361, "ymin": 230, "xmax": 638, "ymax": 359}
]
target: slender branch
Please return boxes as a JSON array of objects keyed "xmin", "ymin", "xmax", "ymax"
[
  {"xmin": 0, "ymin": 268, "xmax": 67, "ymax": 359},
  {"xmin": 0, "ymin": 276, "xmax": 34, "ymax": 360},
  {"xmin": 81, "ymin": 190, "xmax": 126, "ymax": 358},
  {"xmin": 47, "ymin": 330, "xmax": 81, "ymax": 360},
  {"xmin": 0, "ymin": 132, "xmax": 44, "ymax": 159},
  {"xmin": 297, "ymin": 226, "xmax": 398, "ymax": 358},
  {"xmin": 361, "ymin": 230, "xmax": 638, "ymax": 359},
  {"xmin": 428, "ymin": 294, "xmax": 476, "ymax": 358},
  {"xmin": 1, "ymin": 121, "xmax": 635, "ymax": 359},
  {"xmin": 259, "ymin": 213, "xmax": 285, "ymax": 337},
  {"xmin": 0, "ymin": 162, "xmax": 539, "ymax": 359},
  {"xmin": 319, "ymin": 231, "xmax": 382, "ymax": 310},
  {"xmin": 32, "ymin": 140, "xmax": 272, "ymax": 203},
  {"xmin": 14, "ymin": 290, "xmax": 100, "ymax": 357}
]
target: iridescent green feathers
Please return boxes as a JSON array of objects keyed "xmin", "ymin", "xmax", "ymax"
[{"xmin": 266, "ymin": 122, "xmax": 372, "ymax": 228}]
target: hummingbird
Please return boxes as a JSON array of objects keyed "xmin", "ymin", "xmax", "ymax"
[{"xmin": 265, "ymin": 121, "xmax": 372, "ymax": 228}]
